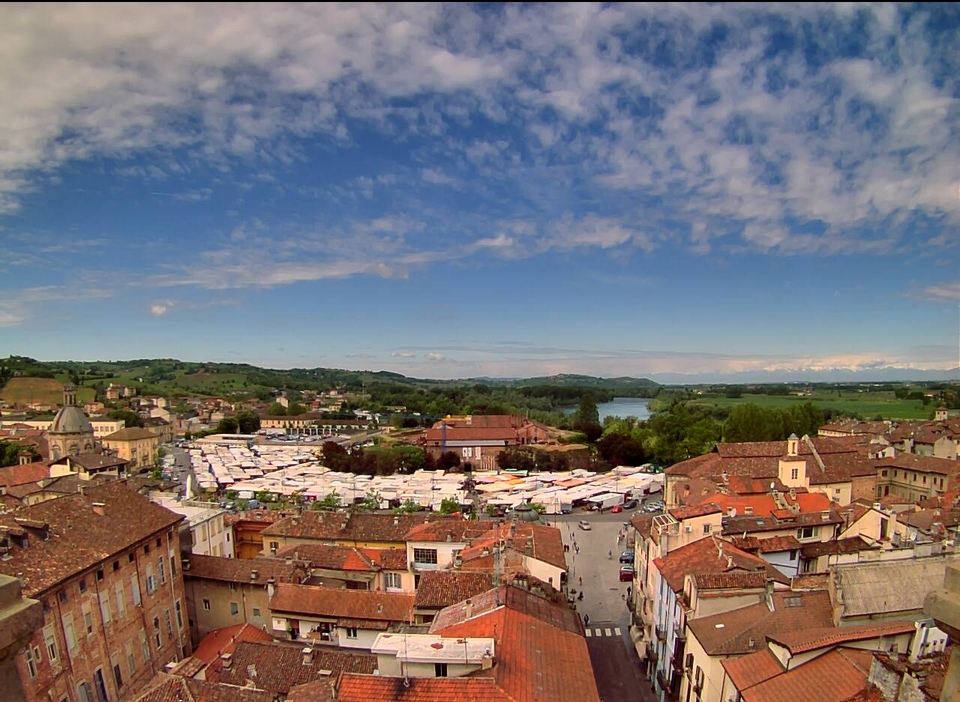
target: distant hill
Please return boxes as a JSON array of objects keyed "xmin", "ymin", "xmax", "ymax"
[
  {"xmin": 0, "ymin": 377, "xmax": 95, "ymax": 407},
  {"xmin": 513, "ymin": 374, "xmax": 660, "ymax": 389}
]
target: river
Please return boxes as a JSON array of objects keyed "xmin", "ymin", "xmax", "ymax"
[{"xmin": 565, "ymin": 397, "xmax": 652, "ymax": 422}]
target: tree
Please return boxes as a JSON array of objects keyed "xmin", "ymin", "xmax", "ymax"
[
  {"xmin": 268, "ymin": 403, "xmax": 286, "ymax": 416},
  {"xmin": 438, "ymin": 451, "xmax": 461, "ymax": 471},
  {"xmin": 356, "ymin": 490, "xmax": 382, "ymax": 512},
  {"xmin": 287, "ymin": 402, "xmax": 306, "ymax": 416},
  {"xmin": 313, "ymin": 492, "xmax": 341, "ymax": 510},
  {"xmin": 394, "ymin": 499, "xmax": 422, "ymax": 514},
  {"xmin": 235, "ymin": 409, "xmax": 261, "ymax": 434},
  {"xmin": 573, "ymin": 393, "xmax": 602, "ymax": 442},
  {"xmin": 597, "ymin": 432, "xmax": 645, "ymax": 467},
  {"xmin": 529, "ymin": 502, "xmax": 547, "ymax": 514},
  {"xmin": 216, "ymin": 416, "xmax": 240, "ymax": 434},
  {"xmin": 108, "ymin": 409, "xmax": 144, "ymax": 428},
  {"xmin": 255, "ymin": 490, "xmax": 274, "ymax": 504},
  {"xmin": 321, "ymin": 441, "xmax": 351, "ymax": 472},
  {"xmin": 0, "ymin": 441, "xmax": 22, "ymax": 468},
  {"xmin": 439, "ymin": 497, "xmax": 460, "ymax": 514}
]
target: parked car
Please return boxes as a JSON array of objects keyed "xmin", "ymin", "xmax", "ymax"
[
  {"xmin": 623, "ymin": 499, "xmax": 638, "ymax": 509},
  {"xmin": 619, "ymin": 550, "xmax": 635, "ymax": 564},
  {"xmin": 619, "ymin": 564, "xmax": 635, "ymax": 582},
  {"xmin": 577, "ymin": 520, "xmax": 592, "ymax": 531},
  {"xmin": 611, "ymin": 504, "xmax": 623, "ymax": 514}
]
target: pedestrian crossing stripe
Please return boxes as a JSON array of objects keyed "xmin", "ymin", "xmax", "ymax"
[
  {"xmin": 604, "ymin": 628, "xmax": 612, "ymax": 636},
  {"xmin": 614, "ymin": 627, "xmax": 621, "ymax": 635},
  {"xmin": 585, "ymin": 629, "xmax": 592, "ymax": 637},
  {"xmin": 586, "ymin": 627, "xmax": 624, "ymax": 638}
]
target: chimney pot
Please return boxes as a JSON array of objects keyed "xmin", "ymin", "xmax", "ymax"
[{"xmin": 92, "ymin": 502, "xmax": 106, "ymax": 516}]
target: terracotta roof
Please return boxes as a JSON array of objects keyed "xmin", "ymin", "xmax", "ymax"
[
  {"xmin": 261, "ymin": 511, "xmax": 449, "ymax": 543},
  {"xmin": 337, "ymin": 674, "xmax": 512, "ymax": 702},
  {"xmin": 103, "ymin": 427, "xmax": 159, "ymax": 441},
  {"xmin": 740, "ymin": 647, "xmax": 875, "ymax": 702},
  {"xmin": 767, "ymin": 621, "xmax": 916, "ymax": 654},
  {"xmin": 274, "ymin": 543, "xmax": 379, "ymax": 572},
  {"xmin": 415, "ymin": 571, "xmax": 496, "ymax": 609},
  {"xmin": 874, "ymin": 453, "xmax": 960, "ymax": 476},
  {"xmin": 0, "ymin": 460, "xmax": 49, "ymax": 487},
  {"xmin": 53, "ymin": 452, "xmax": 128, "ymax": 471},
  {"xmin": 225, "ymin": 509, "xmax": 291, "ymax": 526},
  {"xmin": 205, "ymin": 640, "xmax": 376, "ymax": 694},
  {"xmin": 0, "ymin": 480, "xmax": 183, "ymax": 597},
  {"xmin": 133, "ymin": 674, "xmax": 275, "ymax": 702},
  {"xmin": 630, "ymin": 514, "xmax": 654, "ymax": 539},
  {"xmin": 270, "ymin": 583, "xmax": 415, "ymax": 623},
  {"xmin": 721, "ymin": 649, "xmax": 784, "ymax": 691},
  {"xmin": 429, "ymin": 585, "xmax": 600, "ymax": 702},
  {"xmin": 285, "ymin": 679, "xmax": 337, "ymax": 702},
  {"xmin": 723, "ymin": 507, "xmax": 843, "ymax": 536},
  {"xmin": 653, "ymin": 536, "xmax": 790, "ymax": 594},
  {"xmin": 361, "ymin": 547, "xmax": 408, "ymax": 570},
  {"xmin": 192, "ymin": 623, "xmax": 274, "ymax": 664},
  {"xmin": 670, "ymin": 503, "xmax": 723, "ymax": 520},
  {"xmin": 790, "ymin": 574, "xmax": 829, "ymax": 590},
  {"xmin": 800, "ymin": 536, "xmax": 876, "ymax": 559},
  {"xmin": 405, "ymin": 520, "xmax": 495, "ymax": 543},
  {"xmin": 186, "ymin": 554, "xmax": 305, "ymax": 585},
  {"xmin": 899, "ymin": 509, "xmax": 960, "ymax": 533},
  {"xmin": 693, "ymin": 572, "xmax": 769, "ymax": 590},
  {"xmin": 687, "ymin": 590, "xmax": 833, "ymax": 656}
]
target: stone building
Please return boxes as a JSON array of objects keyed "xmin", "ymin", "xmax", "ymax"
[
  {"xmin": 0, "ymin": 481, "xmax": 191, "ymax": 702},
  {"xmin": 46, "ymin": 386, "xmax": 97, "ymax": 461}
]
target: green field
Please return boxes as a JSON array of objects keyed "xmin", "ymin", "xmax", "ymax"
[
  {"xmin": 1, "ymin": 377, "xmax": 96, "ymax": 406},
  {"xmin": 689, "ymin": 391, "xmax": 933, "ymax": 420}
]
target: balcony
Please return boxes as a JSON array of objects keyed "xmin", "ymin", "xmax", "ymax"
[
  {"xmin": 655, "ymin": 625, "xmax": 667, "ymax": 642},
  {"xmin": 656, "ymin": 670, "xmax": 670, "ymax": 691},
  {"xmin": 645, "ymin": 643, "xmax": 659, "ymax": 663},
  {"xmin": 674, "ymin": 623, "xmax": 686, "ymax": 641}
]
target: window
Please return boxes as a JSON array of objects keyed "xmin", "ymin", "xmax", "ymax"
[
  {"xmin": 230, "ymin": 602, "xmax": 239, "ymax": 616},
  {"xmin": 702, "ymin": 524, "xmax": 711, "ymax": 535},
  {"xmin": 44, "ymin": 624, "xmax": 59, "ymax": 663},
  {"xmin": 796, "ymin": 526, "xmax": 815, "ymax": 539},
  {"xmin": 63, "ymin": 613, "xmax": 78, "ymax": 651},
  {"xmin": 115, "ymin": 582, "xmax": 126, "ymax": 617},
  {"xmin": 435, "ymin": 663, "xmax": 448, "ymax": 677},
  {"xmin": 156, "ymin": 538, "xmax": 162, "ymax": 548},
  {"xmin": 145, "ymin": 564, "xmax": 157, "ymax": 595},
  {"xmin": 79, "ymin": 578, "xmax": 87, "ymax": 594},
  {"xmin": 144, "ymin": 544, "xmax": 150, "ymax": 555},
  {"xmin": 131, "ymin": 574, "xmax": 141, "ymax": 606},
  {"xmin": 413, "ymin": 548, "xmax": 438, "ymax": 565},
  {"xmin": 112, "ymin": 653, "xmax": 123, "ymax": 689},
  {"xmin": 96, "ymin": 569, "xmax": 104, "ymax": 581},
  {"xmin": 112, "ymin": 561, "xmax": 120, "ymax": 572},
  {"xmin": 158, "ymin": 558, "xmax": 166, "ymax": 585},
  {"xmin": 202, "ymin": 598, "xmax": 211, "ymax": 611},
  {"xmin": 82, "ymin": 604, "xmax": 94, "ymax": 635},
  {"xmin": 175, "ymin": 600, "xmax": 183, "ymax": 629},
  {"xmin": 126, "ymin": 641, "xmax": 136, "ymax": 676},
  {"xmin": 139, "ymin": 631, "xmax": 150, "ymax": 663},
  {"xmin": 99, "ymin": 592, "xmax": 112, "ymax": 625},
  {"xmin": 77, "ymin": 681, "xmax": 94, "ymax": 702},
  {"xmin": 789, "ymin": 550, "xmax": 798, "ymax": 561},
  {"xmin": 790, "ymin": 467, "xmax": 798, "ymax": 480},
  {"xmin": 164, "ymin": 610, "xmax": 173, "ymax": 639},
  {"xmin": 153, "ymin": 617, "xmax": 162, "ymax": 649},
  {"xmin": 923, "ymin": 475, "xmax": 927, "ymax": 484},
  {"xmin": 345, "ymin": 627, "xmax": 358, "ymax": 639},
  {"xmin": 170, "ymin": 556, "xmax": 177, "ymax": 578},
  {"xmin": 24, "ymin": 646, "xmax": 38, "ymax": 678},
  {"xmin": 269, "ymin": 541, "xmax": 279, "ymax": 552},
  {"xmin": 252, "ymin": 607, "xmax": 261, "ymax": 618},
  {"xmin": 384, "ymin": 572, "xmax": 401, "ymax": 590},
  {"xmin": 58, "ymin": 589, "xmax": 68, "ymax": 605},
  {"xmin": 93, "ymin": 668, "xmax": 108, "ymax": 702},
  {"xmin": 882, "ymin": 470, "xmax": 888, "ymax": 477},
  {"xmin": 128, "ymin": 553, "xmax": 135, "ymax": 563}
]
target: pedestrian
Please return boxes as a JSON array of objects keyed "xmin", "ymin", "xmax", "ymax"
[
  {"xmin": 578, "ymin": 591, "xmax": 583, "ymax": 601},
  {"xmin": 575, "ymin": 544, "xmax": 580, "ymax": 555},
  {"xmin": 584, "ymin": 614, "xmax": 590, "ymax": 627},
  {"xmin": 578, "ymin": 575, "xmax": 582, "ymax": 587}
]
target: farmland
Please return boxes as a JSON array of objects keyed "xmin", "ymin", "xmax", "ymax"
[{"xmin": 0, "ymin": 377, "xmax": 96, "ymax": 407}]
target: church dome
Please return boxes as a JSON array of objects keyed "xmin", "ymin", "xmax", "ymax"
[{"xmin": 49, "ymin": 405, "xmax": 94, "ymax": 435}]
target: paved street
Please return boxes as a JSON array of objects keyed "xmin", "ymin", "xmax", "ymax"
[{"xmin": 549, "ymin": 509, "xmax": 658, "ymax": 702}]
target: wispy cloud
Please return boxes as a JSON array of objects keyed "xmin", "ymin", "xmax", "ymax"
[
  {"xmin": 0, "ymin": 286, "xmax": 112, "ymax": 327},
  {"xmin": 915, "ymin": 281, "xmax": 960, "ymax": 302}
]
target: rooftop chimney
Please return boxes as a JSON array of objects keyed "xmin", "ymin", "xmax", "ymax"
[
  {"xmin": 481, "ymin": 649, "xmax": 494, "ymax": 670},
  {"xmin": 301, "ymin": 647, "xmax": 314, "ymax": 665},
  {"xmin": 250, "ymin": 569, "xmax": 259, "ymax": 581},
  {"xmin": 220, "ymin": 653, "xmax": 233, "ymax": 670},
  {"xmin": 744, "ymin": 506, "xmax": 754, "ymax": 516},
  {"xmin": 464, "ymin": 599, "xmax": 473, "ymax": 620},
  {"xmin": 92, "ymin": 502, "xmax": 106, "ymax": 516}
]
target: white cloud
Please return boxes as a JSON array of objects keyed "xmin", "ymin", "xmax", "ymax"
[
  {"xmin": 918, "ymin": 281, "xmax": 960, "ymax": 302},
  {"xmin": 390, "ymin": 351, "xmax": 416, "ymax": 358},
  {"xmin": 0, "ymin": 286, "xmax": 112, "ymax": 326},
  {"xmin": 425, "ymin": 352, "xmax": 445, "ymax": 361},
  {"xmin": 150, "ymin": 301, "xmax": 173, "ymax": 316},
  {"xmin": 421, "ymin": 168, "xmax": 459, "ymax": 187}
]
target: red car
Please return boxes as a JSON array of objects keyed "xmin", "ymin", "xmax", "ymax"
[
  {"xmin": 611, "ymin": 504, "xmax": 623, "ymax": 514},
  {"xmin": 619, "ymin": 564, "xmax": 635, "ymax": 582}
]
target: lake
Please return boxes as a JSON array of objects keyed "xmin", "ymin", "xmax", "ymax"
[{"xmin": 565, "ymin": 397, "xmax": 652, "ymax": 422}]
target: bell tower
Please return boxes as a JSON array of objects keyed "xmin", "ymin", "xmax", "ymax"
[{"xmin": 63, "ymin": 384, "xmax": 77, "ymax": 407}]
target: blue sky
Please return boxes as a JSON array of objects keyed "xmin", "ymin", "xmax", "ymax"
[{"xmin": 1, "ymin": 3, "xmax": 958, "ymax": 382}]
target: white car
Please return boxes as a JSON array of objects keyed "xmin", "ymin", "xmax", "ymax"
[{"xmin": 577, "ymin": 520, "xmax": 592, "ymax": 531}]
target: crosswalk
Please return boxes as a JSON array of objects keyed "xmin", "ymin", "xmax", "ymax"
[{"xmin": 584, "ymin": 627, "xmax": 621, "ymax": 638}]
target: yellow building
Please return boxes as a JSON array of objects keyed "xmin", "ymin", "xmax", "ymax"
[{"xmin": 102, "ymin": 426, "xmax": 160, "ymax": 470}]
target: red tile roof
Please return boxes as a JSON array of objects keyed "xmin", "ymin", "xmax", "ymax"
[
  {"xmin": 337, "ymin": 674, "xmax": 512, "ymax": 702},
  {"xmin": 361, "ymin": 547, "xmax": 408, "ymax": 570},
  {"xmin": 274, "ymin": 543, "xmax": 379, "ymax": 572},
  {"xmin": 270, "ymin": 583, "xmax": 415, "ymax": 623},
  {"xmin": 0, "ymin": 460, "xmax": 49, "ymax": 487},
  {"xmin": 405, "ymin": 520, "xmax": 495, "ymax": 543},
  {"xmin": 186, "ymin": 554, "xmax": 306, "ymax": 584},
  {"xmin": 766, "ymin": 621, "xmax": 916, "ymax": 654},
  {"xmin": 740, "ymin": 647, "xmax": 875, "ymax": 702},
  {"xmin": 133, "ymin": 674, "xmax": 275, "ymax": 702},
  {"xmin": 191, "ymin": 623, "xmax": 274, "ymax": 664},
  {"xmin": 457, "ymin": 522, "xmax": 567, "ymax": 572},
  {"xmin": 261, "ymin": 511, "xmax": 450, "ymax": 544},
  {"xmin": 0, "ymin": 480, "xmax": 183, "ymax": 597},
  {"xmin": 205, "ymin": 640, "xmax": 375, "ymax": 693},
  {"xmin": 428, "ymin": 585, "xmax": 600, "ymax": 702},
  {"xmin": 415, "ymin": 571, "xmax": 496, "ymax": 609},
  {"xmin": 874, "ymin": 453, "xmax": 960, "ymax": 476},
  {"xmin": 653, "ymin": 536, "xmax": 790, "ymax": 594},
  {"xmin": 687, "ymin": 590, "xmax": 833, "ymax": 656}
]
